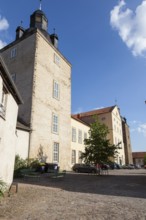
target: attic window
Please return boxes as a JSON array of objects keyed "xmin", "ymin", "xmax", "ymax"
[
  {"xmin": 10, "ymin": 48, "xmax": 17, "ymax": 58},
  {"xmin": 11, "ymin": 73, "xmax": 16, "ymax": 82}
]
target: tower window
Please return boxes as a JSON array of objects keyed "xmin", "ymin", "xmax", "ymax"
[
  {"xmin": 52, "ymin": 113, "xmax": 59, "ymax": 134},
  {"xmin": 54, "ymin": 54, "xmax": 60, "ymax": 66},
  {"xmin": 53, "ymin": 81, "xmax": 60, "ymax": 100},
  {"xmin": 53, "ymin": 142, "xmax": 59, "ymax": 163},
  {"xmin": 11, "ymin": 73, "xmax": 16, "ymax": 82},
  {"xmin": 10, "ymin": 48, "xmax": 17, "ymax": 58}
]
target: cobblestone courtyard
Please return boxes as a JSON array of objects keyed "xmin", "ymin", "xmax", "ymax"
[{"xmin": 0, "ymin": 169, "xmax": 146, "ymax": 220}]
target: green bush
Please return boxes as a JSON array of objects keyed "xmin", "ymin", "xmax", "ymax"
[
  {"xmin": 14, "ymin": 155, "xmax": 40, "ymax": 177},
  {"xmin": 14, "ymin": 155, "xmax": 28, "ymax": 170},
  {"xmin": 0, "ymin": 179, "xmax": 7, "ymax": 198}
]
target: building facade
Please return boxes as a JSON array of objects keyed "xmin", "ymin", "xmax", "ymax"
[
  {"xmin": 1, "ymin": 9, "xmax": 72, "ymax": 170},
  {"xmin": 72, "ymin": 106, "xmax": 126, "ymax": 165},
  {"xmin": 132, "ymin": 152, "xmax": 146, "ymax": 166}
]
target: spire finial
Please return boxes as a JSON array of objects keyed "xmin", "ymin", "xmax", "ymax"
[
  {"xmin": 39, "ymin": 0, "xmax": 42, "ymax": 10},
  {"xmin": 53, "ymin": 28, "xmax": 56, "ymax": 34}
]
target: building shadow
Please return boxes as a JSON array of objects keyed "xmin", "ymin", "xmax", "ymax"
[{"xmin": 14, "ymin": 170, "xmax": 146, "ymax": 199}]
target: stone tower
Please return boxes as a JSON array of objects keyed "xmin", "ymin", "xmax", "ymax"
[{"xmin": 0, "ymin": 8, "xmax": 72, "ymax": 170}]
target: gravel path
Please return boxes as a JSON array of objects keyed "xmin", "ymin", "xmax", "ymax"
[{"xmin": 0, "ymin": 169, "xmax": 146, "ymax": 220}]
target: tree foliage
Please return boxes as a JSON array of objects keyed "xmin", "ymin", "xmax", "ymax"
[
  {"xmin": 144, "ymin": 154, "xmax": 146, "ymax": 165},
  {"xmin": 81, "ymin": 118, "xmax": 121, "ymax": 165}
]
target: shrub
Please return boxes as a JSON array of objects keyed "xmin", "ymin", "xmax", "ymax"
[
  {"xmin": 14, "ymin": 155, "xmax": 27, "ymax": 171},
  {"xmin": 0, "ymin": 179, "xmax": 7, "ymax": 198},
  {"xmin": 14, "ymin": 155, "xmax": 40, "ymax": 177}
]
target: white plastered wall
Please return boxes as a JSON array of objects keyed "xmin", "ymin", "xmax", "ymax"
[
  {"xmin": 0, "ymin": 77, "xmax": 18, "ymax": 186},
  {"xmin": 71, "ymin": 118, "xmax": 90, "ymax": 167},
  {"xmin": 15, "ymin": 129, "xmax": 29, "ymax": 159}
]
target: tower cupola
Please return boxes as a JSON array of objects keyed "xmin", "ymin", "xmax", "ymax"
[{"xmin": 30, "ymin": 9, "xmax": 48, "ymax": 31}]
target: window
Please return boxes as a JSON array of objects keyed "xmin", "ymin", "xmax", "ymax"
[
  {"xmin": 78, "ymin": 129, "xmax": 82, "ymax": 144},
  {"xmin": 54, "ymin": 53, "xmax": 60, "ymax": 66},
  {"xmin": 78, "ymin": 151, "xmax": 82, "ymax": 163},
  {"xmin": 10, "ymin": 48, "xmax": 17, "ymax": 58},
  {"xmin": 84, "ymin": 132, "xmax": 87, "ymax": 140},
  {"xmin": 53, "ymin": 81, "xmax": 59, "ymax": 100},
  {"xmin": 52, "ymin": 114, "xmax": 59, "ymax": 134},
  {"xmin": 72, "ymin": 127, "xmax": 76, "ymax": 142},
  {"xmin": 11, "ymin": 73, "xmax": 16, "ymax": 82},
  {"xmin": 53, "ymin": 142, "xmax": 59, "ymax": 163},
  {"xmin": 0, "ymin": 86, "xmax": 7, "ymax": 118},
  {"xmin": 72, "ymin": 150, "xmax": 76, "ymax": 164}
]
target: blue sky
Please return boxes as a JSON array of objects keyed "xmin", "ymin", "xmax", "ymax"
[{"xmin": 0, "ymin": 0, "xmax": 146, "ymax": 152}]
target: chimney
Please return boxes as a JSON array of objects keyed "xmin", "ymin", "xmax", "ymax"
[
  {"xmin": 50, "ymin": 33, "xmax": 59, "ymax": 49},
  {"xmin": 77, "ymin": 114, "xmax": 81, "ymax": 119},
  {"xmin": 16, "ymin": 26, "xmax": 25, "ymax": 40}
]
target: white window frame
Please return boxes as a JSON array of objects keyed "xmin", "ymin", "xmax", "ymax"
[
  {"xmin": 78, "ymin": 151, "xmax": 82, "ymax": 163},
  {"xmin": 78, "ymin": 129, "xmax": 82, "ymax": 144},
  {"xmin": 54, "ymin": 53, "xmax": 60, "ymax": 66},
  {"xmin": 72, "ymin": 150, "xmax": 76, "ymax": 164},
  {"xmin": 53, "ymin": 80, "xmax": 60, "ymax": 100},
  {"xmin": 52, "ymin": 113, "xmax": 59, "ymax": 134},
  {"xmin": 0, "ymin": 86, "xmax": 7, "ymax": 118},
  {"xmin": 72, "ymin": 127, "xmax": 76, "ymax": 142},
  {"xmin": 10, "ymin": 48, "xmax": 17, "ymax": 58},
  {"xmin": 53, "ymin": 142, "xmax": 59, "ymax": 163}
]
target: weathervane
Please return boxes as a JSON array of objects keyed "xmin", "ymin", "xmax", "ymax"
[{"xmin": 39, "ymin": 0, "xmax": 42, "ymax": 10}]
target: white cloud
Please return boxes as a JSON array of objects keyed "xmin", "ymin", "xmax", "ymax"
[
  {"xmin": 137, "ymin": 123, "xmax": 146, "ymax": 136},
  {"xmin": 110, "ymin": 0, "xmax": 146, "ymax": 57},
  {"xmin": 130, "ymin": 120, "xmax": 146, "ymax": 136},
  {"xmin": 0, "ymin": 15, "xmax": 9, "ymax": 31},
  {"xmin": 0, "ymin": 40, "xmax": 7, "ymax": 49},
  {"xmin": 0, "ymin": 15, "xmax": 9, "ymax": 49}
]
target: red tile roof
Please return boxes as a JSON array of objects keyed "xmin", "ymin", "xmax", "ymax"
[
  {"xmin": 72, "ymin": 106, "xmax": 116, "ymax": 118},
  {"xmin": 132, "ymin": 152, "xmax": 146, "ymax": 158},
  {"xmin": 71, "ymin": 115, "xmax": 90, "ymax": 126}
]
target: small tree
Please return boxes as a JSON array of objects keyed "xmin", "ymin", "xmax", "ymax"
[
  {"xmin": 144, "ymin": 154, "xmax": 146, "ymax": 165},
  {"xmin": 81, "ymin": 118, "xmax": 121, "ymax": 169}
]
